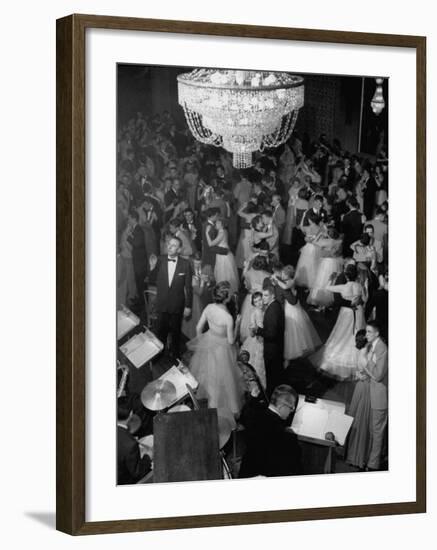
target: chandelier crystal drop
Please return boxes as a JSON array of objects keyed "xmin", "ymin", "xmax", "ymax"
[{"xmin": 177, "ymin": 69, "xmax": 304, "ymax": 168}]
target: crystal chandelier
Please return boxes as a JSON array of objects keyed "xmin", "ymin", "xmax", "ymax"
[
  {"xmin": 177, "ymin": 69, "xmax": 304, "ymax": 168},
  {"xmin": 370, "ymin": 77, "xmax": 385, "ymax": 116}
]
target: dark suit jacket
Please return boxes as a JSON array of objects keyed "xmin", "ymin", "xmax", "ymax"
[
  {"xmin": 149, "ymin": 255, "xmax": 193, "ymax": 314},
  {"xmin": 256, "ymin": 300, "xmax": 284, "ymax": 360},
  {"xmin": 201, "ymin": 220, "xmax": 218, "ymax": 268},
  {"xmin": 129, "ymin": 224, "xmax": 148, "ymax": 277},
  {"xmin": 363, "ymin": 177, "xmax": 377, "ymax": 220},
  {"xmin": 239, "ymin": 400, "xmax": 303, "ymax": 478},
  {"xmin": 117, "ymin": 425, "xmax": 151, "ymax": 485},
  {"xmin": 341, "ymin": 210, "xmax": 363, "ymax": 256}
]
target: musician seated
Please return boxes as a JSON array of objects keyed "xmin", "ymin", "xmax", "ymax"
[
  {"xmin": 117, "ymin": 396, "xmax": 152, "ymax": 485},
  {"xmin": 238, "ymin": 384, "xmax": 303, "ymax": 478},
  {"xmin": 236, "ymin": 350, "xmax": 267, "ymax": 404}
]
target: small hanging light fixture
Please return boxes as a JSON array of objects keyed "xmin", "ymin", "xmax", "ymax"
[{"xmin": 370, "ymin": 77, "xmax": 385, "ymax": 116}]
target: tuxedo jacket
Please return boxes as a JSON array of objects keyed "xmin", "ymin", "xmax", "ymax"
[
  {"xmin": 117, "ymin": 425, "xmax": 152, "ymax": 485},
  {"xmin": 363, "ymin": 177, "xmax": 377, "ymax": 219},
  {"xmin": 239, "ymin": 401, "xmax": 303, "ymax": 478},
  {"xmin": 368, "ymin": 338, "xmax": 388, "ymax": 409},
  {"xmin": 149, "ymin": 255, "xmax": 193, "ymax": 314},
  {"xmin": 256, "ymin": 300, "xmax": 284, "ymax": 359}
]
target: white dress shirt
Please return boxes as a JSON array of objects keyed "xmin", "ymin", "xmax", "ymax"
[{"xmin": 167, "ymin": 256, "xmax": 177, "ymax": 286}]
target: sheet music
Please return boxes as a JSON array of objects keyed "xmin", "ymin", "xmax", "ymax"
[
  {"xmin": 291, "ymin": 396, "xmax": 354, "ymax": 445},
  {"xmin": 325, "ymin": 411, "xmax": 354, "ymax": 446},
  {"xmin": 117, "ymin": 307, "xmax": 140, "ymax": 339},
  {"xmin": 120, "ymin": 330, "xmax": 163, "ymax": 368}
]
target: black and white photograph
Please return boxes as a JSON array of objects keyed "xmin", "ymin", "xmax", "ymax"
[{"xmin": 115, "ymin": 64, "xmax": 389, "ymax": 485}]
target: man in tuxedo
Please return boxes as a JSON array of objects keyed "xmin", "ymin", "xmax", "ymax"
[
  {"xmin": 341, "ymin": 196, "xmax": 365, "ymax": 257},
  {"xmin": 149, "ymin": 236, "xmax": 193, "ymax": 359},
  {"xmin": 117, "ymin": 396, "xmax": 152, "ymax": 485},
  {"xmin": 201, "ymin": 207, "xmax": 228, "ymax": 268},
  {"xmin": 238, "ymin": 384, "xmax": 303, "ymax": 478},
  {"xmin": 301, "ymin": 194, "xmax": 328, "ymax": 227},
  {"xmin": 361, "ymin": 166, "xmax": 378, "ymax": 220},
  {"xmin": 365, "ymin": 321, "xmax": 388, "ymax": 471},
  {"xmin": 255, "ymin": 287, "xmax": 285, "ymax": 397}
]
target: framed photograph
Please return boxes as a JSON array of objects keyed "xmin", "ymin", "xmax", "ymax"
[{"xmin": 56, "ymin": 14, "xmax": 426, "ymax": 535}]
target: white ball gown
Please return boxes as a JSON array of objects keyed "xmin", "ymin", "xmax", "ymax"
[
  {"xmin": 294, "ymin": 228, "xmax": 323, "ymax": 289},
  {"xmin": 188, "ymin": 304, "xmax": 244, "ymax": 426},
  {"xmin": 213, "ymin": 230, "xmax": 239, "ymax": 295},
  {"xmin": 307, "ymin": 238, "xmax": 344, "ymax": 307},
  {"xmin": 283, "ymin": 291, "xmax": 322, "ymax": 360},
  {"xmin": 241, "ymin": 308, "xmax": 266, "ymax": 389},
  {"xmin": 309, "ymin": 281, "xmax": 365, "ymax": 379}
]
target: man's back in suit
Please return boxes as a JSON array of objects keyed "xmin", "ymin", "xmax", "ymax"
[
  {"xmin": 256, "ymin": 298, "xmax": 284, "ymax": 395},
  {"xmin": 342, "ymin": 210, "xmax": 363, "ymax": 255},
  {"xmin": 239, "ymin": 400, "xmax": 302, "ymax": 477},
  {"xmin": 201, "ymin": 220, "xmax": 217, "ymax": 268}
]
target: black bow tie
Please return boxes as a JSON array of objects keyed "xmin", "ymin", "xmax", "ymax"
[{"xmin": 168, "ymin": 258, "xmax": 176, "ymax": 263}]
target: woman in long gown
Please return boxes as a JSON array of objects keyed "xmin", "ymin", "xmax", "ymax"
[
  {"xmin": 206, "ymin": 218, "xmax": 239, "ymax": 294},
  {"xmin": 239, "ymin": 254, "xmax": 271, "ymax": 342},
  {"xmin": 345, "ymin": 330, "xmax": 372, "ymax": 469},
  {"xmin": 272, "ymin": 265, "xmax": 321, "ymax": 363},
  {"xmin": 307, "ymin": 228, "xmax": 344, "ymax": 309},
  {"xmin": 188, "ymin": 284, "xmax": 244, "ymax": 426},
  {"xmin": 241, "ymin": 291, "xmax": 266, "ymax": 389},
  {"xmin": 294, "ymin": 216, "xmax": 324, "ymax": 289},
  {"xmin": 309, "ymin": 264, "xmax": 365, "ymax": 380}
]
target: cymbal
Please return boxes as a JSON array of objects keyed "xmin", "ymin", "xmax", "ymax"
[{"xmin": 141, "ymin": 379, "xmax": 177, "ymax": 411}]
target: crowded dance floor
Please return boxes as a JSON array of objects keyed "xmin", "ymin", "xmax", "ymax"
[{"xmin": 116, "ymin": 65, "xmax": 389, "ymax": 484}]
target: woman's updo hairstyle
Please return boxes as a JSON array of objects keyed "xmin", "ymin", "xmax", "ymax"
[
  {"xmin": 345, "ymin": 264, "xmax": 358, "ymax": 282},
  {"xmin": 355, "ymin": 329, "xmax": 367, "ymax": 350},
  {"xmin": 212, "ymin": 282, "xmax": 230, "ymax": 303},
  {"xmin": 251, "ymin": 214, "xmax": 263, "ymax": 230}
]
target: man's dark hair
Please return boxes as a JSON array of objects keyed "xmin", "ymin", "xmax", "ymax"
[
  {"xmin": 128, "ymin": 208, "xmax": 139, "ymax": 222},
  {"xmin": 347, "ymin": 196, "xmax": 359, "ymax": 209},
  {"xmin": 206, "ymin": 207, "xmax": 220, "ymax": 218},
  {"xmin": 117, "ymin": 396, "xmax": 131, "ymax": 421},
  {"xmin": 366, "ymin": 320, "xmax": 381, "ymax": 334}
]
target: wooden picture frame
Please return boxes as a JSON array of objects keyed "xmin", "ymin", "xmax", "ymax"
[{"xmin": 56, "ymin": 13, "xmax": 426, "ymax": 535}]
